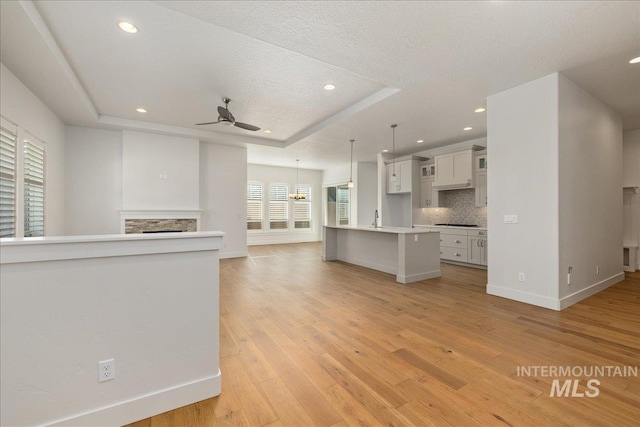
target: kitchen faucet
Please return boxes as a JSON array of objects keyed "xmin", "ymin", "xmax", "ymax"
[{"xmin": 372, "ymin": 210, "xmax": 379, "ymax": 228}]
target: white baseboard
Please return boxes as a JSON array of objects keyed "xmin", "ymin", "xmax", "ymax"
[
  {"xmin": 48, "ymin": 371, "xmax": 221, "ymax": 427},
  {"xmin": 487, "ymin": 285, "xmax": 561, "ymax": 311},
  {"xmin": 398, "ymin": 269, "xmax": 441, "ymax": 284},
  {"xmin": 220, "ymin": 250, "xmax": 247, "ymax": 259},
  {"xmin": 559, "ymin": 272, "xmax": 625, "ymax": 310}
]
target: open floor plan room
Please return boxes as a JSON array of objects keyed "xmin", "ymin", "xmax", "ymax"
[{"xmin": 127, "ymin": 243, "xmax": 640, "ymax": 427}]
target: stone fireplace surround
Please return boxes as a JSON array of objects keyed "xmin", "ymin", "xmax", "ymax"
[{"xmin": 119, "ymin": 210, "xmax": 202, "ymax": 234}]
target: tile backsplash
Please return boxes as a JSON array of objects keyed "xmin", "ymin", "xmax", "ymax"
[{"xmin": 416, "ymin": 189, "xmax": 487, "ymax": 227}]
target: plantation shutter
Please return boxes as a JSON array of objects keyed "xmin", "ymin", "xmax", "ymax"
[
  {"xmin": 0, "ymin": 121, "xmax": 17, "ymax": 237},
  {"xmin": 293, "ymin": 184, "xmax": 311, "ymax": 229},
  {"xmin": 23, "ymin": 136, "xmax": 45, "ymax": 237},
  {"xmin": 269, "ymin": 183, "xmax": 289, "ymax": 229},
  {"xmin": 247, "ymin": 182, "xmax": 263, "ymax": 230},
  {"xmin": 337, "ymin": 186, "xmax": 350, "ymax": 225}
]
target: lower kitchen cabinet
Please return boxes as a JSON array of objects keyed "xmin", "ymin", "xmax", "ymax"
[{"xmin": 468, "ymin": 230, "xmax": 488, "ymax": 266}]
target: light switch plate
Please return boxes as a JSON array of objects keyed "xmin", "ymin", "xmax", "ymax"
[{"xmin": 504, "ymin": 215, "xmax": 518, "ymax": 224}]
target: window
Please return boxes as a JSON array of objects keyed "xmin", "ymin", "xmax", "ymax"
[
  {"xmin": 336, "ymin": 185, "xmax": 350, "ymax": 225},
  {"xmin": 293, "ymin": 184, "xmax": 311, "ymax": 229},
  {"xmin": 0, "ymin": 121, "xmax": 17, "ymax": 237},
  {"xmin": 23, "ymin": 135, "xmax": 45, "ymax": 237},
  {"xmin": 247, "ymin": 182, "xmax": 263, "ymax": 230},
  {"xmin": 269, "ymin": 183, "xmax": 289, "ymax": 229}
]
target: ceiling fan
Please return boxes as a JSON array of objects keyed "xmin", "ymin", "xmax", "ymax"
[{"xmin": 196, "ymin": 98, "xmax": 260, "ymax": 131}]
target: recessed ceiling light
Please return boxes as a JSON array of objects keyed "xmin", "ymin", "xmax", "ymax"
[
  {"xmin": 382, "ymin": 149, "xmax": 389, "ymax": 153},
  {"xmin": 630, "ymin": 56, "xmax": 640, "ymax": 64},
  {"xmin": 417, "ymin": 140, "xmax": 424, "ymax": 143},
  {"xmin": 118, "ymin": 21, "xmax": 138, "ymax": 34},
  {"xmin": 264, "ymin": 130, "xmax": 272, "ymax": 134},
  {"xmin": 323, "ymin": 84, "xmax": 336, "ymax": 91},
  {"xmin": 475, "ymin": 107, "xmax": 486, "ymax": 113},
  {"xmin": 136, "ymin": 107, "xmax": 147, "ymax": 113},
  {"xmin": 463, "ymin": 127, "xmax": 473, "ymax": 131}
]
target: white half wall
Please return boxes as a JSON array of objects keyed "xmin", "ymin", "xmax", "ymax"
[
  {"xmin": 249, "ymin": 163, "xmax": 322, "ymax": 245},
  {"xmin": 557, "ymin": 74, "xmax": 623, "ymax": 302},
  {"xmin": 486, "ymin": 73, "xmax": 560, "ymax": 308},
  {"xmin": 65, "ymin": 126, "xmax": 122, "ymax": 235},
  {"xmin": 1, "ymin": 63, "xmax": 66, "ymax": 235},
  {"xmin": 200, "ymin": 143, "xmax": 248, "ymax": 257},
  {"xmin": 122, "ymin": 131, "xmax": 199, "ymax": 211}
]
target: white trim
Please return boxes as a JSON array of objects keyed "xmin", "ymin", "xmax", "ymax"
[
  {"xmin": 559, "ymin": 272, "xmax": 625, "ymax": 310},
  {"xmin": 48, "ymin": 372, "xmax": 221, "ymax": 427},
  {"xmin": 487, "ymin": 284, "xmax": 561, "ymax": 311},
  {"xmin": 397, "ymin": 269, "xmax": 441, "ymax": 284},
  {"xmin": 220, "ymin": 250, "xmax": 248, "ymax": 259}
]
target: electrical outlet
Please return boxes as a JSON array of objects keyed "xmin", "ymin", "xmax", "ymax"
[
  {"xmin": 98, "ymin": 359, "xmax": 115, "ymax": 382},
  {"xmin": 596, "ymin": 265, "xmax": 599, "ymax": 274},
  {"xmin": 518, "ymin": 272, "xmax": 525, "ymax": 282}
]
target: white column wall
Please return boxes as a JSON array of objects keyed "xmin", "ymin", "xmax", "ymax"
[
  {"xmin": 557, "ymin": 74, "xmax": 624, "ymax": 304},
  {"xmin": 65, "ymin": 126, "xmax": 122, "ymax": 235},
  {"xmin": 486, "ymin": 73, "xmax": 561, "ymax": 308},
  {"xmin": 200, "ymin": 143, "xmax": 248, "ymax": 257}
]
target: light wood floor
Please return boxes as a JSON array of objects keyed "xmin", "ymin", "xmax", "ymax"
[{"xmin": 128, "ymin": 242, "xmax": 640, "ymax": 427}]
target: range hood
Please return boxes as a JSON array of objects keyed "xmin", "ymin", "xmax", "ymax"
[
  {"xmin": 433, "ymin": 179, "xmax": 473, "ymax": 190},
  {"xmin": 432, "ymin": 149, "xmax": 475, "ymax": 190}
]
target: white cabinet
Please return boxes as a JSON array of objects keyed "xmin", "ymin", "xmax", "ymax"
[
  {"xmin": 475, "ymin": 154, "xmax": 487, "ymax": 172},
  {"xmin": 438, "ymin": 229, "xmax": 469, "ymax": 262},
  {"xmin": 420, "ymin": 177, "xmax": 439, "ymax": 208},
  {"xmin": 387, "ymin": 160, "xmax": 412, "ymax": 194},
  {"xmin": 420, "ymin": 162, "xmax": 435, "ymax": 178},
  {"xmin": 474, "ymin": 151, "xmax": 487, "ymax": 207},
  {"xmin": 433, "ymin": 150, "xmax": 474, "ymax": 189},
  {"xmin": 468, "ymin": 230, "xmax": 488, "ymax": 266},
  {"xmin": 475, "ymin": 171, "xmax": 487, "ymax": 207}
]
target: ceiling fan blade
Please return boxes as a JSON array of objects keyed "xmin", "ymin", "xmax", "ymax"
[
  {"xmin": 195, "ymin": 121, "xmax": 220, "ymax": 125},
  {"xmin": 234, "ymin": 122, "xmax": 260, "ymax": 131},
  {"xmin": 217, "ymin": 106, "xmax": 231, "ymax": 120}
]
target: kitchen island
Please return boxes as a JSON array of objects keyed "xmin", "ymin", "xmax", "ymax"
[{"xmin": 322, "ymin": 226, "xmax": 441, "ymax": 283}]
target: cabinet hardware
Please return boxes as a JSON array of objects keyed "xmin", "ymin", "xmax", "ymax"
[
  {"xmin": 479, "ymin": 231, "xmax": 484, "ymax": 235},
  {"xmin": 455, "ymin": 253, "xmax": 461, "ymax": 257},
  {"xmin": 455, "ymin": 240, "xmax": 461, "ymax": 243}
]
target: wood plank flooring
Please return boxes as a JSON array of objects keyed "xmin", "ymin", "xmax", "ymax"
[{"xmin": 127, "ymin": 242, "xmax": 640, "ymax": 427}]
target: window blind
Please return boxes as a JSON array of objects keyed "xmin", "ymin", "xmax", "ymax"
[
  {"xmin": 0, "ymin": 124, "xmax": 17, "ymax": 237},
  {"xmin": 247, "ymin": 182, "xmax": 263, "ymax": 230},
  {"xmin": 23, "ymin": 138, "xmax": 45, "ymax": 237},
  {"xmin": 293, "ymin": 184, "xmax": 311, "ymax": 229},
  {"xmin": 337, "ymin": 186, "xmax": 350, "ymax": 226},
  {"xmin": 269, "ymin": 183, "xmax": 289, "ymax": 229}
]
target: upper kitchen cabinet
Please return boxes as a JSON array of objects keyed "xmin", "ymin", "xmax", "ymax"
[
  {"xmin": 433, "ymin": 150, "xmax": 474, "ymax": 190},
  {"xmin": 420, "ymin": 161, "xmax": 436, "ymax": 178},
  {"xmin": 386, "ymin": 160, "xmax": 412, "ymax": 194},
  {"xmin": 475, "ymin": 150, "xmax": 488, "ymax": 207},
  {"xmin": 420, "ymin": 177, "xmax": 440, "ymax": 208}
]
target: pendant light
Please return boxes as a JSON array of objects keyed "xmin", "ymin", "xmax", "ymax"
[
  {"xmin": 348, "ymin": 139, "xmax": 355, "ymax": 188},
  {"xmin": 289, "ymin": 159, "xmax": 306, "ymax": 200},
  {"xmin": 391, "ymin": 124, "xmax": 397, "ymax": 181}
]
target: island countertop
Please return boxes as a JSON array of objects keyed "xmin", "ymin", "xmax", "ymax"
[{"xmin": 323, "ymin": 225, "xmax": 439, "ymax": 235}]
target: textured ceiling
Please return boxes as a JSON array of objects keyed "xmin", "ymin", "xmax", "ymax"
[{"xmin": 1, "ymin": 1, "xmax": 638, "ymax": 170}]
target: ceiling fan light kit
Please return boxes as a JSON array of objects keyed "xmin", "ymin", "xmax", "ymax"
[{"xmin": 196, "ymin": 98, "xmax": 260, "ymax": 131}]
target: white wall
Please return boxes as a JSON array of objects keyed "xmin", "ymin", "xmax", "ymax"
[
  {"xmin": 1, "ymin": 63, "xmax": 66, "ymax": 235},
  {"xmin": 487, "ymin": 73, "xmax": 561, "ymax": 309},
  {"xmin": 65, "ymin": 126, "xmax": 122, "ymax": 235},
  {"xmin": 249, "ymin": 163, "xmax": 323, "ymax": 245},
  {"xmin": 200, "ymin": 143, "xmax": 248, "ymax": 257},
  {"xmin": 356, "ymin": 162, "xmax": 378, "ymax": 227},
  {"xmin": 623, "ymin": 129, "xmax": 640, "ymax": 269},
  {"xmin": 487, "ymin": 72, "xmax": 625, "ymax": 310},
  {"xmin": 1, "ymin": 234, "xmax": 222, "ymax": 426},
  {"xmin": 122, "ymin": 131, "xmax": 199, "ymax": 210},
  {"xmin": 623, "ymin": 129, "xmax": 640, "ymax": 187},
  {"xmin": 557, "ymin": 74, "xmax": 623, "ymax": 302}
]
